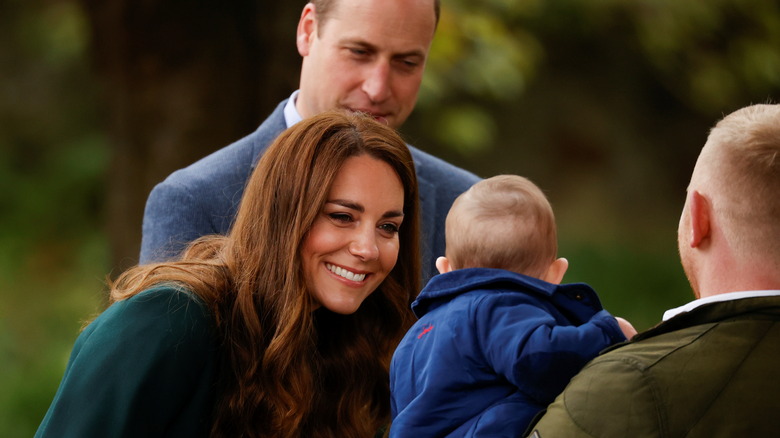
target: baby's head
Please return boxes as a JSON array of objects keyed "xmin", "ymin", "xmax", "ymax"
[{"xmin": 437, "ymin": 175, "xmax": 568, "ymax": 283}]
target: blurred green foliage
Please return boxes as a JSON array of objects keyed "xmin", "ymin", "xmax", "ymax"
[
  {"xmin": 1, "ymin": 0, "xmax": 778, "ymax": 436},
  {"xmin": 1, "ymin": 2, "xmax": 108, "ymax": 436},
  {"xmin": 419, "ymin": 0, "xmax": 780, "ymax": 152}
]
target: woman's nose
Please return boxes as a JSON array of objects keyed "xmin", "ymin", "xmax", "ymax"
[{"xmin": 349, "ymin": 228, "xmax": 379, "ymax": 261}]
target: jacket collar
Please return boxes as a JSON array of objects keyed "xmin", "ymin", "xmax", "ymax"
[
  {"xmin": 250, "ymin": 99, "xmax": 288, "ymax": 169},
  {"xmin": 614, "ymin": 296, "xmax": 780, "ymax": 351},
  {"xmin": 411, "ymin": 267, "xmax": 601, "ymax": 318}
]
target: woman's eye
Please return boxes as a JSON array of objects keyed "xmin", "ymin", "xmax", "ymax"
[
  {"xmin": 329, "ymin": 213, "xmax": 352, "ymax": 223},
  {"xmin": 379, "ymin": 223, "xmax": 400, "ymax": 234}
]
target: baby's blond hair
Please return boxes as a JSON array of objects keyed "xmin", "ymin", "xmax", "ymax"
[{"xmin": 445, "ymin": 175, "xmax": 557, "ymax": 278}]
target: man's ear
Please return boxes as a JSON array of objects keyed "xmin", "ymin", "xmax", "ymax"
[
  {"xmin": 435, "ymin": 256, "xmax": 453, "ymax": 274},
  {"xmin": 689, "ymin": 190, "xmax": 711, "ymax": 248},
  {"xmin": 542, "ymin": 258, "xmax": 569, "ymax": 284},
  {"xmin": 296, "ymin": 3, "xmax": 317, "ymax": 56}
]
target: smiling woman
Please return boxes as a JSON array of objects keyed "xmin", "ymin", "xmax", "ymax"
[
  {"xmin": 34, "ymin": 111, "xmax": 421, "ymax": 438},
  {"xmin": 303, "ymin": 154, "xmax": 405, "ymax": 315}
]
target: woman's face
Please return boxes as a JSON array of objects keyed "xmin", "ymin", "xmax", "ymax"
[{"xmin": 302, "ymin": 154, "xmax": 405, "ymax": 314}]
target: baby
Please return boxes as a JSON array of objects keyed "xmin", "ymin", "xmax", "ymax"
[{"xmin": 390, "ymin": 175, "xmax": 635, "ymax": 437}]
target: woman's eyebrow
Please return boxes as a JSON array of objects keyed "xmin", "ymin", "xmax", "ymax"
[
  {"xmin": 383, "ymin": 210, "xmax": 404, "ymax": 219},
  {"xmin": 327, "ymin": 200, "xmax": 404, "ymax": 219},
  {"xmin": 327, "ymin": 199, "xmax": 363, "ymax": 212}
]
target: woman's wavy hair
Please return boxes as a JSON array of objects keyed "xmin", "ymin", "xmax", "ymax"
[{"xmin": 110, "ymin": 110, "xmax": 420, "ymax": 437}]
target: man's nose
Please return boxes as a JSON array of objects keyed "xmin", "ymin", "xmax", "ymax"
[{"xmin": 361, "ymin": 62, "xmax": 392, "ymax": 104}]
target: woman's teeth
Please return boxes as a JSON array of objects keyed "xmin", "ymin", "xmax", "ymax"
[{"xmin": 326, "ymin": 263, "xmax": 366, "ymax": 282}]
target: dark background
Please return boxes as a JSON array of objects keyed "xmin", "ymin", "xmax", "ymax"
[{"xmin": 2, "ymin": 0, "xmax": 779, "ymax": 435}]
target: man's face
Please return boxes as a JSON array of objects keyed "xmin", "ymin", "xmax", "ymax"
[{"xmin": 296, "ymin": 0, "xmax": 436, "ymax": 129}]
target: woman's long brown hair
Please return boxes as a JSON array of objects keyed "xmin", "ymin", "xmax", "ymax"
[{"xmin": 110, "ymin": 111, "xmax": 420, "ymax": 437}]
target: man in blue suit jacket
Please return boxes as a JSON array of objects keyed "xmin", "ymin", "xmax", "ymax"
[{"xmin": 140, "ymin": 0, "xmax": 480, "ymax": 280}]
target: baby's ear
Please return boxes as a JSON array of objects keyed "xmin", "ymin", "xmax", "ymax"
[
  {"xmin": 543, "ymin": 258, "xmax": 569, "ymax": 284},
  {"xmin": 435, "ymin": 256, "xmax": 453, "ymax": 274}
]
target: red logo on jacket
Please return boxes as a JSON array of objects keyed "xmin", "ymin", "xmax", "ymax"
[{"xmin": 418, "ymin": 324, "xmax": 434, "ymax": 339}]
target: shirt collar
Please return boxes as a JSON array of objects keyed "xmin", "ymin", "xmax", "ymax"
[
  {"xmin": 662, "ymin": 290, "xmax": 780, "ymax": 321},
  {"xmin": 283, "ymin": 90, "xmax": 302, "ymax": 129}
]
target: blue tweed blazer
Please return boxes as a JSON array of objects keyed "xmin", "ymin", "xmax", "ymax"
[{"xmin": 140, "ymin": 100, "xmax": 480, "ymax": 281}]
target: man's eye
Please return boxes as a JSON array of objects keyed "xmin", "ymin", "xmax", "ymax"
[{"xmin": 395, "ymin": 58, "xmax": 421, "ymax": 72}]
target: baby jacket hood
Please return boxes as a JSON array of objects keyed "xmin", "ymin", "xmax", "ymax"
[{"xmin": 411, "ymin": 267, "xmax": 606, "ymax": 323}]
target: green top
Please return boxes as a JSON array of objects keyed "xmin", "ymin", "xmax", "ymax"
[{"xmin": 35, "ymin": 286, "xmax": 218, "ymax": 438}]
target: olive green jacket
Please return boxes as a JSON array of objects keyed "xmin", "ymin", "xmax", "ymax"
[
  {"xmin": 527, "ymin": 296, "xmax": 780, "ymax": 437},
  {"xmin": 35, "ymin": 286, "xmax": 218, "ymax": 438}
]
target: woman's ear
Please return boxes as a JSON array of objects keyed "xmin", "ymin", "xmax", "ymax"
[
  {"xmin": 542, "ymin": 257, "xmax": 569, "ymax": 284},
  {"xmin": 435, "ymin": 256, "xmax": 453, "ymax": 274}
]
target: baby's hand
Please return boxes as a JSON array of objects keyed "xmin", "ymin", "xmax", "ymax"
[{"xmin": 615, "ymin": 317, "xmax": 637, "ymax": 340}]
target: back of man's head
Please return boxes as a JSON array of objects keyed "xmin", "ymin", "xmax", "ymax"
[
  {"xmin": 693, "ymin": 103, "xmax": 780, "ymax": 268},
  {"xmin": 444, "ymin": 175, "xmax": 557, "ymax": 278}
]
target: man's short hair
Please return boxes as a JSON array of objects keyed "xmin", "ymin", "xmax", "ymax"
[
  {"xmin": 311, "ymin": 0, "xmax": 440, "ymax": 31},
  {"xmin": 700, "ymin": 103, "xmax": 780, "ymax": 262}
]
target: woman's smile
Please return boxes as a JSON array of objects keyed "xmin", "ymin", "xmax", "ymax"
[{"xmin": 325, "ymin": 263, "xmax": 368, "ymax": 282}]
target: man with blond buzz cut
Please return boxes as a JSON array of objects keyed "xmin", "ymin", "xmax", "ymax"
[
  {"xmin": 527, "ymin": 103, "xmax": 780, "ymax": 437},
  {"xmin": 141, "ymin": 0, "xmax": 479, "ymax": 281}
]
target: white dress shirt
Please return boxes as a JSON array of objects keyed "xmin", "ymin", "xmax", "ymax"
[{"xmin": 283, "ymin": 90, "xmax": 302, "ymax": 129}]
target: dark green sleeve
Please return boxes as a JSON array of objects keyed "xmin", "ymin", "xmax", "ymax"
[
  {"xmin": 526, "ymin": 356, "xmax": 662, "ymax": 438},
  {"xmin": 35, "ymin": 286, "xmax": 218, "ymax": 438}
]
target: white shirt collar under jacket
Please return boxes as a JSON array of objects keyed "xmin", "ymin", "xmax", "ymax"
[
  {"xmin": 283, "ymin": 90, "xmax": 303, "ymax": 129},
  {"xmin": 662, "ymin": 290, "xmax": 780, "ymax": 321}
]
